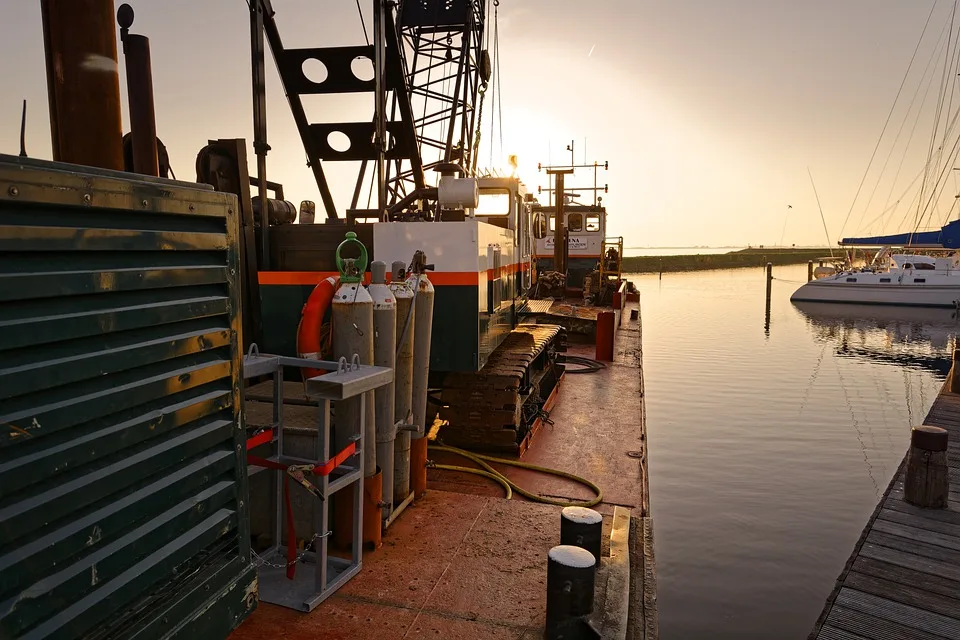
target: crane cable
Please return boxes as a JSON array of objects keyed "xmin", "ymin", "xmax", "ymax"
[
  {"xmin": 488, "ymin": 0, "xmax": 501, "ymax": 168},
  {"xmin": 427, "ymin": 443, "xmax": 603, "ymax": 508},
  {"xmin": 355, "ymin": 0, "xmax": 370, "ymax": 46}
]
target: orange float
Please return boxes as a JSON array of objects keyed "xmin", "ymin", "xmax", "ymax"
[{"xmin": 295, "ymin": 275, "xmax": 338, "ymax": 380}]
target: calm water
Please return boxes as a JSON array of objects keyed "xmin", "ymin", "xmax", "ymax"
[
  {"xmin": 634, "ymin": 264, "xmax": 958, "ymax": 640},
  {"xmin": 625, "ymin": 246, "xmax": 746, "ymax": 257}
]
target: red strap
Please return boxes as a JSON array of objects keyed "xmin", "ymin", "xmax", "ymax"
[
  {"xmin": 245, "ymin": 442, "xmax": 357, "ymax": 579},
  {"xmin": 310, "ymin": 442, "xmax": 357, "ymax": 476},
  {"xmin": 246, "ymin": 428, "xmax": 274, "ymax": 451},
  {"xmin": 282, "ymin": 474, "xmax": 296, "ymax": 578}
]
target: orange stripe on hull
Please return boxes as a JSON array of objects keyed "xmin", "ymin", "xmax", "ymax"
[
  {"xmin": 535, "ymin": 254, "xmax": 602, "ymax": 259},
  {"xmin": 259, "ymin": 270, "xmax": 483, "ymax": 286}
]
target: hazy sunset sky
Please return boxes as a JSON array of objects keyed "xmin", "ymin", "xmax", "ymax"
[{"xmin": 2, "ymin": 1, "xmax": 956, "ymax": 247}]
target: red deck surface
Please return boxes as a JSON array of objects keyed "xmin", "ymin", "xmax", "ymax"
[{"xmin": 230, "ymin": 306, "xmax": 644, "ymax": 639}]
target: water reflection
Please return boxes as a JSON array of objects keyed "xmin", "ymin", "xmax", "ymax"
[
  {"xmin": 793, "ymin": 301, "xmax": 958, "ymax": 377},
  {"xmin": 632, "ymin": 265, "xmax": 947, "ymax": 640}
]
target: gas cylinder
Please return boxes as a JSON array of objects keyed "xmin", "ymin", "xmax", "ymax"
[
  {"xmin": 331, "ymin": 232, "xmax": 377, "ymax": 547},
  {"xmin": 369, "ymin": 260, "xmax": 396, "ymax": 520},
  {"xmin": 407, "ymin": 251, "xmax": 434, "ymax": 498},
  {"xmin": 390, "ymin": 259, "xmax": 415, "ymax": 502}
]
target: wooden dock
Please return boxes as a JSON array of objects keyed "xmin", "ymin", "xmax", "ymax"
[{"xmin": 809, "ymin": 378, "xmax": 960, "ymax": 640}]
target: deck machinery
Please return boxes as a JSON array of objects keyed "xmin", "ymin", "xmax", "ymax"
[{"xmin": 237, "ymin": 0, "xmax": 566, "ymax": 452}]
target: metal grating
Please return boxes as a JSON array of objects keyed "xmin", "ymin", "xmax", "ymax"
[{"xmin": 0, "ymin": 155, "xmax": 256, "ymax": 639}]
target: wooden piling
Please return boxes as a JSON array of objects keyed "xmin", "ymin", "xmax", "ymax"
[
  {"xmin": 807, "ymin": 260, "xmax": 813, "ymax": 282},
  {"xmin": 904, "ymin": 425, "xmax": 949, "ymax": 509},
  {"xmin": 764, "ymin": 263, "xmax": 772, "ymax": 333}
]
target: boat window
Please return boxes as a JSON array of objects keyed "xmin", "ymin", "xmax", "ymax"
[
  {"xmin": 915, "ymin": 262, "xmax": 936, "ymax": 270},
  {"xmin": 914, "ymin": 278, "xmax": 926, "ymax": 283},
  {"xmin": 585, "ymin": 215, "xmax": 601, "ymax": 232},
  {"xmin": 903, "ymin": 263, "xmax": 912, "ymax": 269},
  {"xmin": 846, "ymin": 277, "xmax": 857, "ymax": 282},
  {"xmin": 568, "ymin": 213, "xmax": 583, "ymax": 232},
  {"xmin": 880, "ymin": 278, "xmax": 891, "ymax": 283},
  {"xmin": 475, "ymin": 189, "xmax": 510, "ymax": 216}
]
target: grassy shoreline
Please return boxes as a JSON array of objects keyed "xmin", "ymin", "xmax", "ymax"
[{"xmin": 622, "ymin": 248, "xmax": 836, "ymax": 274}]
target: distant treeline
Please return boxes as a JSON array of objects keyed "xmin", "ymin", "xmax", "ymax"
[{"xmin": 621, "ymin": 248, "xmax": 836, "ymax": 274}]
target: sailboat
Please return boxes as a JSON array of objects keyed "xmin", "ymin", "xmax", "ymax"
[
  {"xmin": 790, "ymin": 245, "xmax": 960, "ymax": 308},
  {"xmin": 792, "ymin": 4, "xmax": 960, "ymax": 309}
]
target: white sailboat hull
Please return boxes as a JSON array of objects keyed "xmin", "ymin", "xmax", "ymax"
[{"xmin": 791, "ymin": 274, "xmax": 960, "ymax": 308}]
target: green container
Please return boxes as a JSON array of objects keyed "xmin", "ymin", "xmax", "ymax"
[{"xmin": 0, "ymin": 155, "xmax": 256, "ymax": 639}]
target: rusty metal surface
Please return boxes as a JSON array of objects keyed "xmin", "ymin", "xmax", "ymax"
[
  {"xmin": 0, "ymin": 156, "xmax": 255, "ymax": 638},
  {"xmin": 232, "ymin": 492, "xmax": 559, "ymax": 639},
  {"xmin": 231, "ymin": 306, "xmax": 656, "ymax": 639},
  {"xmin": 119, "ymin": 12, "xmax": 159, "ymax": 177},
  {"xmin": 40, "ymin": 0, "xmax": 124, "ymax": 171}
]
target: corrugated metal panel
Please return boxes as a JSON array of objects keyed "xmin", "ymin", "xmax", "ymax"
[{"xmin": 0, "ymin": 155, "xmax": 256, "ymax": 639}]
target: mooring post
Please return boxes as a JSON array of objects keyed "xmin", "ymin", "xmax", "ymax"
[
  {"xmin": 764, "ymin": 263, "xmax": 773, "ymax": 334},
  {"xmin": 951, "ymin": 348, "xmax": 960, "ymax": 394},
  {"xmin": 545, "ymin": 545, "xmax": 599, "ymax": 640},
  {"xmin": 807, "ymin": 260, "xmax": 814, "ymax": 282},
  {"xmin": 560, "ymin": 507, "xmax": 603, "ymax": 566},
  {"xmin": 904, "ymin": 425, "xmax": 949, "ymax": 509}
]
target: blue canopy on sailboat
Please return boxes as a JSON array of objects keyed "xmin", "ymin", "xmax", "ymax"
[{"xmin": 840, "ymin": 219, "xmax": 960, "ymax": 248}]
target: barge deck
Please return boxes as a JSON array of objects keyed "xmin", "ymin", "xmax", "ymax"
[
  {"xmin": 231, "ymin": 301, "xmax": 656, "ymax": 639},
  {"xmin": 809, "ymin": 356, "xmax": 960, "ymax": 640}
]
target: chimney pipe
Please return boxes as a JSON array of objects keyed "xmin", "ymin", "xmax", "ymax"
[
  {"xmin": 118, "ymin": 3, "xmax": 159, "ymax": 177},
  {"xmin": 41, "ymin": 0, "xmax": 124, "ymax": 170}
]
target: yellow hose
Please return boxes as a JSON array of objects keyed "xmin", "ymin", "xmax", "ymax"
[{"xmin": 428, "ymin": 443, "xmax": 602, "ymax": 508}]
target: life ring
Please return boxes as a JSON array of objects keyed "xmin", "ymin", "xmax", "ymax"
[{"xmin": 296, "ymin": 275, "xmax": 338, "ymax": 380}]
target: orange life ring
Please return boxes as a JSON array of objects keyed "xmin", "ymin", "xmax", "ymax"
[{"xmin": 296, "ymin": 276, "xmax": 338, "ymax": 380}]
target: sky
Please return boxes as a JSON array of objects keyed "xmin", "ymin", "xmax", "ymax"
[{"xmin": 2, "ymin": 0, "xmax": 957, "ymax": 247}]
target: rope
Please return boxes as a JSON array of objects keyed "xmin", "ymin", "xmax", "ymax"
[
  {"xmin": 770, "ymin": 276, "xmax": 809, "ymax": 285},
  {"xmin": 428, "ymin": 443, "xmax": 603, "ymax": 508}
]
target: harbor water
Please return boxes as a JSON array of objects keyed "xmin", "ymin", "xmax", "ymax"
[{"xmin": 636, "ymin": 263, "xmax": 956, "ymax": 639}]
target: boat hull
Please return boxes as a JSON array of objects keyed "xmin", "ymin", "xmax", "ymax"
[{"xmin": 790, "ymin": 280, "xmax": 960, "ymax": 307}]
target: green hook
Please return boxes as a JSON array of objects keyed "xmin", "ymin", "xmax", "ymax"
[{"xmin": 336, "ymin": 231, "xmax": 368, "ymax": 283}]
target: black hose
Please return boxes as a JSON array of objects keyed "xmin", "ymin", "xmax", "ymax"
[{"xmin": 560, "ymin": 355, "xmax": 606, "ymax": 374}]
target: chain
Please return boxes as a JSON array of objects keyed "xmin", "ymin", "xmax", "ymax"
[
  {"xmin": 474, "ymin": 84, "xmax": 486, "ymax": 171},
  {"xmin": 250, "ymin": 531, "xmax": 331, "ymax": 569}
]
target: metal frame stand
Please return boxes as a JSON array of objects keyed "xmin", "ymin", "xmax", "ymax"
[{"xmin": 243, "ymin": 347, "xmax": 392, "ymax": 612}]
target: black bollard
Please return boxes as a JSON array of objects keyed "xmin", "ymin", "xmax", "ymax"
[
  {"xmin": 545, "ymin": 545, "xmax": 599, "ymax": 639},
  {"xmin": 560, "ymin": 506, "xmax": 602, "ymax": 565}
]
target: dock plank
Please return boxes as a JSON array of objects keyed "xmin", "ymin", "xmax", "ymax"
[
  {"xmin": 843, "ymin": 571, "xmax": 960, "ymax": 619},
  {"xmin": 817, "ymin": 626, "xmax": 870, "ymax": 640},
  {"xmin": 871, "ymin": 518, "xmax": 960, "ymax": 552},
  {"xmin": 835, "ymin": 589, "xmax": 960, "ymax": 639},
  {"xmin": 859, "ymin": 543, "xmax": 960, "ymax": 583},
  {"xmin": 852, "ymin": 556, "xmax": 960, "ymax": 602},
  {"xmin": 884, "ymin": 498, "xmax": 960, "ymax": 524},
  {"xmin": 864, "ymin": 530, "xmax": 960, "ymax": 566},
  {"xmin": 878, "ymin": 508, "xmax": 960, "ymax": 537},
  {"xmin": 824, "ymin": 604, "xmax": 948, "ymax": 640},
  {"xmin": 812, "ymin": 380, "xmax": 960, "ymax": 640}
]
